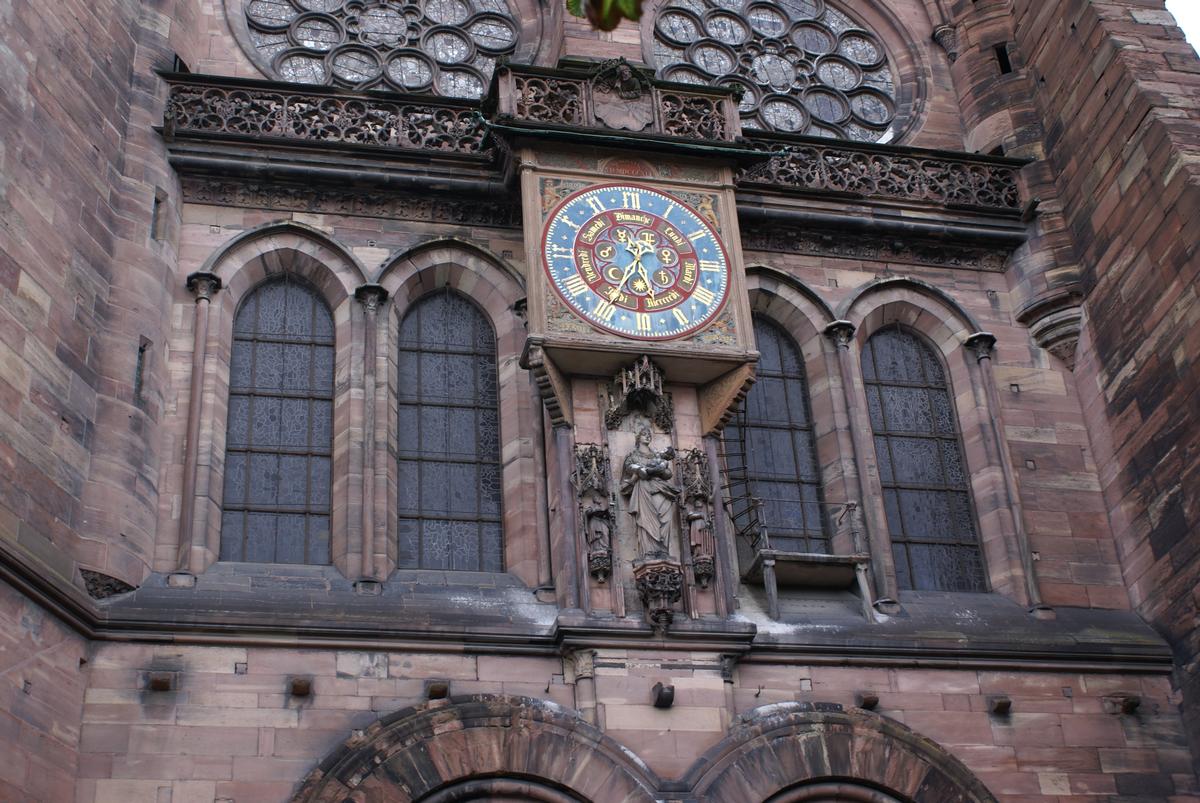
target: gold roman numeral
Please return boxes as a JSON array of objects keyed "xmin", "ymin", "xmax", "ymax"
[
  {"xmin": 621, "ymin": 191, "xmax": 641, "ymax": 209},
  {"xmin": 586, "ymin": 196, "xmax": 606, "ymax": 215},
  {"xmin": 563, "ymin": 274, "xmax": 588, "ymax": 297},
  {"xmin": 557, "ymin": 214, "xmax": 580, "ymax": 230},
  {"xmin": 635, "ymin": 312, "xmax": 652, "ymax": 332},
  {"xmin": 593, "ymin": 300, "xmax": 617, "ymax": 322},
  {"xmin": 687, "ymin": 229, "xmax": 707, "ymax": 242},
  {"xmin": 672, "ymin": 308, "xmax": 689, "ymax": 326},
  {"xmin": 693, "ymin": 286, "xmax": 716, "ymax": 306},
  {"xmin": 699, "ymin": 259, "xmax": 723, "ymax": 272}
]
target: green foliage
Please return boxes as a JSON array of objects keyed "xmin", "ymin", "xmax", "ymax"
[{"xmin": 565, "ymin": 0, "xmax": 643, "ymax": 32}]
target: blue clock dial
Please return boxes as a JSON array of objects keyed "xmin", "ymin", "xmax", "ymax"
[{"xmin": 542, "ymin": 183, "xmax": 732, "ymax": 341}]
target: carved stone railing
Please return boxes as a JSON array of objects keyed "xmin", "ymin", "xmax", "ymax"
[
  {"xmin": 490, "ymin": 59, "xmax": 740, "ymax": 144},
  {"xmin": 161, "ymin": 73, "xmax": 488, "ymax": 156},
  {"xmin": 739, "ymin": 134, "xmax": 1024, "ymax": 213}
]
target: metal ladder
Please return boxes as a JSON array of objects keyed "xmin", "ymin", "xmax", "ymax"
[{"xmin": 721, "ymin": 405, "xmax": 768, "ymax": 551}]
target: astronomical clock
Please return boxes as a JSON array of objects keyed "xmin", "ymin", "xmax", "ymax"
[{"xmin": 491, "ymin": 57, "xmax": 759, "ymax": 629}]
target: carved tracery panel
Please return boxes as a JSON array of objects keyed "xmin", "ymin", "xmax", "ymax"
[
  {"xmin": 230, "ymin": 0, "xmax": 523, "ymax": 98},
  {"xmin": 649, "ymin": 0, "xmax": 898, "ymax": 141}
]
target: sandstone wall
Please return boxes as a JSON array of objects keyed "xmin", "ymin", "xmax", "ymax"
[
  {"xmin": 1009, "ymin": 0, "xmax": 1200, "ymax": 760},
  {"xmin": 0, "ymin": 578, "xmax": 88, "ymax": 802}
]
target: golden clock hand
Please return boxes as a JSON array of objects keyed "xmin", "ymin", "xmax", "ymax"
[{"xmin": 636, "ymin": 263, "xmax": 655, "ymax": 298}]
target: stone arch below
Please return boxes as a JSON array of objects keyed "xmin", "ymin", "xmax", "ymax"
[
  {"xmin": 290, "ymin": 695, "xmax": 660, "ymax": 803},
  {"xmin": 683, "ymin": 703, "xmax": 999, "ymax": 803},
  {"xmin": 292, "ymin": 698, "xmax": 997, "ymax": 803}
]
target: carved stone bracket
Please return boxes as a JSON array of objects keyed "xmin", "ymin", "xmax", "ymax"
[
  {"xmin": 522, "ymin": 343, "xmax": 572, "ymax": 427},
  {"xmin": 825, "ymin": 320, "xmax": 856, "ymax": 349},
  {"xmin": 574, "ymin": 443, "xmax": 615, "ymax": 584},
  {"xmin": 964, "ymin": 331, "xmax": 997, "ymax": 363},
  {"xmin": 186, "ymin": 271, "xmax": 222, "ymax": 301},
  {"xmin": 1016, "ymin": 289, "xmax": 1084, "ymax": 370},
  {"xmin": 606, "ymin": 355, "xmax": 674, "ymax": 432},
  {"xmin": 354, "ymin": 283, "xmax": 388, "ymax": 312},
  {"xmin": 933, "ymin": 24, "xmax": 960, "ymax": 62},
  {"xmin": 633, "ymin": 558, "xmax": 684, "ymax": 632},
  {"xmin": 677, "ymin": 449, "xmax": 716, "ymax": 590}
]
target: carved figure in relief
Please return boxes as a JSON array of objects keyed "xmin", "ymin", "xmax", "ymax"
[
  {"xmin": 622, "ymin": 426, "xmax": 679, "ymax": 559},
  {"xmin": 575, "ymin": 443, "xmax": 615, "ymax": 583}
]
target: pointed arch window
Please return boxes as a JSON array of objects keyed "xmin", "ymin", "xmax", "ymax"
[
  {"xmin": 862, "ymin": 325, "xmax": 986, "ymax": 591},
  {"xmin": 220, "ymin": 277, "xmax": 334, "ymax": 564},
  {"xmin": 397, "ymin": 290, "xmax": 503, "ymax": 572},
  {"xmin": 728, "ymin": 316, "xmax": 829, "ymax": 553}
]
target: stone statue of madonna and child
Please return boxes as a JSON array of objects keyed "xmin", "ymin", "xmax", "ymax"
[{"xmin": 621, "ymin": 425, "xmax": 680, "ymax": 560}]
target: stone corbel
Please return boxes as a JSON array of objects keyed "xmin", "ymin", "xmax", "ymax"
[
  {"xmin": 1016, "ymin": 288, "xmax": 1084, "ymax": 370},
  {"xmin": 633, "ymin": 558, "xmax": 684, "ymax": 633},
  {"xmin": 932, "ymin": 23, "xmax": 960, "ymax": 62},
  {"xmin": 697, "ymin": 361, "xmax": 756, "ymax": 436},
  {"xmin": 521, "ymin": 341, "xmax": 572, "ymax": 427}
]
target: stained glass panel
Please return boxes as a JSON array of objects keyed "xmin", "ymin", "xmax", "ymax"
[
  {"xmin": 727, "ymin": 317, "xmax": 829, "ymax": 552},
  {"xmin": 220, "ymin": 277, "xmax": 334, "ymax": 565},
  {"xmin": 397, "ymin": 290, "xmax": 503, "ymax": 571},
  {"xmin": 862, "ymin": 326, "xmax": 986, "ymax": 591}
]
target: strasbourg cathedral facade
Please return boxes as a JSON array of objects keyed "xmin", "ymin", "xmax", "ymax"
[{"xmin": 1, "ymin": 0, "xmax": 1198, "ymax": 800}]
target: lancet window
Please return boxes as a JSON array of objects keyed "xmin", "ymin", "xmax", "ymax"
[
  {"xmin": 219, "ymin": 277, "xmax": 334, "ymax": 564},
  {"xmin": 397, "ymin": 290, "xmax": 503, "ymax": 571}
]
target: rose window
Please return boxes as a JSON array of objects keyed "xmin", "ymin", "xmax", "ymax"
[
  {"xmin": 651, "ymin": 0, "xmax": 898, "ymax": 141},
  {"xmin": 240, "ymin": 0, "xmax": 520, "ymax": 99}
]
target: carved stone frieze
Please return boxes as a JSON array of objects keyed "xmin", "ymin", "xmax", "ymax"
[
  {"xmin": 164, "ymin": 79, "xmax": 488, "ymax": 155},
  {"xmin": 514, "ymin": 76, "xmax": 585, "ymax": 126},
  {"xmin": 741, "ymin": 224, "xmax": 1009, "ymax": 271},
  {"xmin": 494, "ymin": 62, "xmax": 739, "ymax": 144},
  {"xmin": 739, "ymin": 140, "xmax": 1022, "ymax": 212},
  {"xmin": 180, "ymin": 177, "xmax": 521, "ymax": 228},
  {"xmin": 574, "ymin": 444, "xmax": 615, "ymax": 584},
  {"xmin": 606, "ymin": 356, "xmax": 673, "ymax": 432},
  {"xmin": 660, "ymin": 93, "xmax": 726, "ymax": 141}
]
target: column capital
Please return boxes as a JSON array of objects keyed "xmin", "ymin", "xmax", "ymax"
[
  {"xmin": 824, "ymin": 320, "xmax": 856, "ymax": 349},
  {"xmin": 185, "ymin": 271, "xmax": 222, "ymax": 301},
  {"xmin": 965, "ymin": 331, "xmax": 997, "ymax": 362},
  {"xmin": 354, "ymin": 282, "xmax": 389, "ymax": 312}
]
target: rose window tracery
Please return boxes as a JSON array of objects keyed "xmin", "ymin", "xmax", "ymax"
[
  {"xmin": 651, "ymin": 0, "xmax": 898, "ymax": 141},
  {"xmin": 239, "ymin": 0, "xmax": 520, "ymax": 98}
]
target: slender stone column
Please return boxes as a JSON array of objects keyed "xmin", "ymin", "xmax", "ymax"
[
  {"xmin": 178, "ymin": 272, "xmax": 222, "ymax": 573},
  {"xmin": 569, "ymin": 650, "xmax": 598, "ymax": 725},
  {"xmin": 965, "ymin": 332, "xmax": 1047, "ymax": 613},
  {"xmin": 824, "ymin": 320, "xmax": 898, "ymax": 604},
  {"xmin": 355, "ymin": 284, "xmax": 388, "ymax": 581}
]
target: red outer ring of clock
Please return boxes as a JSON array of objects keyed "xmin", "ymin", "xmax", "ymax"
[{"xmin": 540, "ymin": 181, "xmax": 732, "ymax": 342}]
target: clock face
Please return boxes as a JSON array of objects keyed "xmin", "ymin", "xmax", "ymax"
[{"xmin": 542, "ymin": 183, "xmax": 732, "ymax": 341}]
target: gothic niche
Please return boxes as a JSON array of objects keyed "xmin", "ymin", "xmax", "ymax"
[
  {"xmin": 574, "ymin": 443, "xmax": 615, "ymax": 583},
  {"xmin": 677, "ymin": 448, "xmax": 716, "ymax": 589},
  {"xmin": 606, "ymin": 355, "xmax": 673, "ymax": 432}
]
